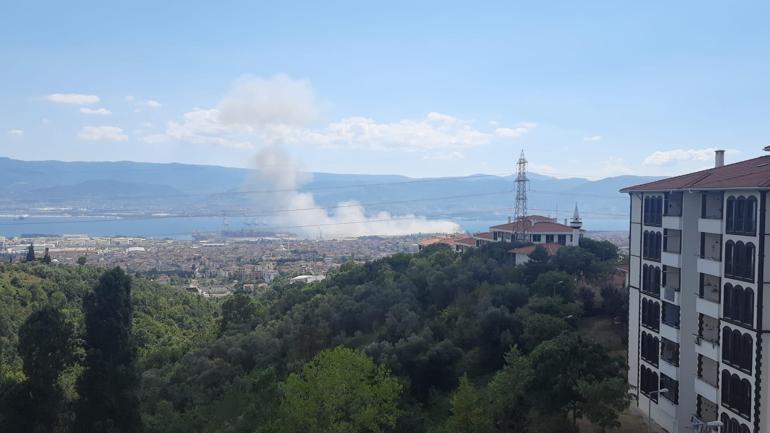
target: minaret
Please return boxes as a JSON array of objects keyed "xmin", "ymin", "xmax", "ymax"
[{"xmin": 569, "ymin": 203, "xmax": 582, "ymax": 229}]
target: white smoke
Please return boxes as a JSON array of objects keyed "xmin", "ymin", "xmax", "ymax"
[{"xmin": 250, "ymin": 146, "xmax": 461, "ymax": 238}]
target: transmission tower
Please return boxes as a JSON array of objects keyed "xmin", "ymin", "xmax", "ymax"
[{"xmin": 513, "ymin": 150, "xmax": 529, "ymax": 241}]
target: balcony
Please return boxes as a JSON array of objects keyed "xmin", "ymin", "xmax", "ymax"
[
  {"xmin": 662, "ymin": 215, "xmax": 682, "ymax": 230},
  {"xmin": 696, "ymin": 296, "xmax": 720, "ymax": 319},
  {"xmin": 661, "ymin": 321, "xmax": 679, "ymax": 343},
  {"xmin": 659, "ymin": 358, "xmax": 678, "ymax": 380},
  {"xmin": 698, "ymin": 258, "xmax": 721, "ymax": 277},
  {"xmin": 694, "ymin": 333, "xmax": 720, "ymax": 360},
  {"xmin": 699, "ymin": 218, "xmax": 722, "ymax": 234},
  {"xmin": 662, "ymin": 252, "xmax": 681, "ymax": 268},
  {"xmin": 695, "ymin": 377, "xmax": 719, "ymax": 403}
]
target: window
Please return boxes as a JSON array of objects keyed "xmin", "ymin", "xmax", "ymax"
[
  {"xmin": 720, "ymin": 414, "xmax": 750, "ymax": 433},
  {"xmin": 660, "ymin": 338, "xmax": 679, "ymax": 367},
  {"xmin": 722, "ymin": 370, "xmax": 752, "ymax": 418},
  {"xmin": 726, "ymin": 195, "xmax": 757, "ymax": 236},
  {"xmin": 642, "ymin": 264, "xmax": 662, "ymax": 296},
  {"xmin": 531, "ymin": 234, "xmax": 541, "ymax": 242},
  {"xmin": 659, "ymin": 374, "xmax": 678, "ymax": 404},
  {"xmin": 640, "ymin": 365, "xmax": 659, "ymax": 402},
  {"xmin": 723, "ymin": 284, "xmax": 754, "ymax": 326},
  {"xmin": 702, "ymin": 192, "xmax": 723, "ymax": 219},
  {"xmin": 643, "ymin": 230, "xmax": 662, "ymax": 261},
  {"xmin": 661, "ymin": 302, "xmax": 680, "ymax": 329},
  {"xmin": 546, "ymin": 234, "xmax": 554, "ymax": 243},
  {"xmin": 641, "ymin": 298, "xmax": 660, "ymax": 331},
  {"xmin": 557, "ymin": 234, "xmax": 567, "ymax": 245},
  {"xmin": 641, "ymin": 331, "xmax": 659, "ymax": 366},
  {"xmin": 722, "ymin": 326, "xmax": 753, "ymax": 373},
  {"xmin": 664, "ymin": 192, "xmax": 682, "ymax": 216},
  {"xmin": 725, "ymin": 241, "xmax": 756, "ymax": 281},
  {"xmin": 644, "ymin": 195, "xmax": 663, "ymax": 226}
]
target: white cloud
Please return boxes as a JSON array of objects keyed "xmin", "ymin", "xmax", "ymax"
[
  {"xmin": 78, "ymin": 126, "xmax": 128, "ymax": 142},
  {"xmin": 145, "ymin": 75, "xmax": 535, "ymax": 153},
  {"xmin": 643, "ymin": 148, "xmax": 728, "ymax": 166},
  {"xmin": 583, "ymin": 135, "xmax": 602, "ymax": 142},
  {"xmin": 46, "ymin": 93, "xmax": 100, "ymax": 105},
  {"xmin": 217, "ymin": 74, "xmax": 318, "ymax": 127},
  {"xmin": 145, "ymin": 99, "xmax": 162, "ymax": 108},
  {"xmin": 7, "ymin": 129, "xmax": 24, "ymax": 136},
  {"xmin": 80, "ymin": 107, "xmax": 112, "ymax": 116},
  {"xmin": 422, "ymin": 151, "xmax": 466, "ymax": 160},
  {"xmin": 125, "ymin": 96, "xmax": 135, "ymax": 102},
  {"xmin": 495, "ymin": 123, "xmax": 537, "ymax": 139}
]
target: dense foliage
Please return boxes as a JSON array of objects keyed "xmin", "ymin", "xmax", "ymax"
[{"xmin": 0, "ymin": 239, "xmax": 628, "ymax": 433}]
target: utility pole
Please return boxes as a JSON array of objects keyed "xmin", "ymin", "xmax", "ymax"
[{"xmin": 513, "ymin": 150, "xmax": 529, "ymax": 241}]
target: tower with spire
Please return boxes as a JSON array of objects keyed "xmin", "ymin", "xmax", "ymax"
[{"xmin": 569, "ymin": 203, "xmax": 582, "ymax": 229}]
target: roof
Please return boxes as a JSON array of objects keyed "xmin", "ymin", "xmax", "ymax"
[
  {"xmin": 418, "ymin": 237, "xmax": 455, "ymax": 247},
  {"xmin": 621, "ymin": 155, "xmax": 770, "ymax": 192},
  {"xmin": 473, "ymin": 232, "xmax": 494, "ymax": 240},
  {"xmin": 454, "ymin": 237, "xmax": 477, "ymax": 247},
  {"xmin": 510, "ymin": 243, "xmax": 563, "ymax": 256},
  {"xmin": 490, "ymin": 218, "xmax": 574, "ymax": 233}
]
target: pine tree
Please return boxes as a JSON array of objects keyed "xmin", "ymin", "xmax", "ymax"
[
  {"xmin": 42, "ymin": 247, "xmax": 52, "ymax": 264},
  {"xmin": 74, "ymin": 268, "xmax": 142, "ymax": 433},
  {"xmin": 0, "ymin": 307, "xmax": 75, "ymax": 433},
  {"xmin": 25, "ymin": 243, "xmax": 35, "ymax": 262}
]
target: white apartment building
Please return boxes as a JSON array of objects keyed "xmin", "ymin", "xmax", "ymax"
[{"xmin": 623, "ymin": 150, "xmax": 770, "ymax": 433}]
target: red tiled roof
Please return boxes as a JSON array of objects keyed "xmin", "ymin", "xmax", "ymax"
[
  {"xmin": 621, "ymin": 155, "xmax": 770, "ymax": 192},
  {"xmin": 490, "ymin": 219, "xmax": 573, "ymax": 233},
  {"xmin": 510, "ymin": 242, "xmax": 563, "ymax": 256},
  {"xmin": 418, "ymin": 237, "xmax": 456, "ymax": 247},
  {"xmin": 473, "ymin": 232, "xmax": 494, "ymax": 240},
  {"xmin": 454, "ymin": 237, "xmax": 477, "ymax": 247}
]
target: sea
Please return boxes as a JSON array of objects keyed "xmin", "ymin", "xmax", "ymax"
[{"xmin": 0, "ymin": 216, "xmax": 629, "ymax": 240}]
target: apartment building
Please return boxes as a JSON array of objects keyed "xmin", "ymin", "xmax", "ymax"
[{"xmin": 623, "ymin": 150, "xmax": 770, "ymax": 433}]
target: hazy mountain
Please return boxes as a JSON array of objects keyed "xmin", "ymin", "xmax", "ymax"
[{"xmin": 0, "ymin": 157, "xmax": 660, "ymax": 229}]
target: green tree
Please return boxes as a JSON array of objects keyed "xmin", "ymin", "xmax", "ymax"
[
  {"xmin": 25, "ymin": 243, "xmax": 35, "ymax": 262},
  {"xmin": 74, "ymin": 268, "xmax": 142, "ymax": 433},
  {"xmin": 578, "ymin": 238, "xmax": 619, "ymax": 262},
  {"xmin": 279, "ymin": 346, "xmax": 402, "ymax": 433},
  {"xmin": 42, "ymin": 248, "xmax": 52, "ymax": 264},
  {"xmin": 444, "ymin": 375, "xmax": 493, "ymax": 433},
  {"xmin": 527, "ymin": 333, "xmax": 629, "ymax": 431},
  {"xmin": 517, "ymin": 311, "xmax": 570, "ymax": 352},
  {"xmin": 0, "ymin": 307, "xmax": 75, "ymax": 433},
  {"xmin": 487, "ymin": 348, "xmax": 533, "ymax": 433},
  {"xmin": 219, "ymin": 294, "xmax": 259, "ymax": 335},
  {"xmin": 77, "ymin": 256, "xmax": 87, "ymax": 266},
  {"xmin": 531, "ymin": 271, "xmax": 575, "ymax": 299}
]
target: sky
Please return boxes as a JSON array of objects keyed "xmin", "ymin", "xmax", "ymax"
[{"xmin": 2, "ymin": 0, "xmax": 770, "ymax": 180}]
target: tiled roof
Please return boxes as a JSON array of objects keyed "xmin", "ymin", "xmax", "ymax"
[
  {"xmin": 621, "ymin": 155, "xmax": 770, "ymax": 192},
  {"xmin": 510, "ymin": 242, "xmax": 562, "ymax": 256},
  {"xmin": 454, "ymin": 237, "xmax": 477, "ymax": 247},
  {"xmin": 490, "ymin": 218, "xmax": 574, "ymax": 233},
  {"xmin": 473, "ymin": 232, "xmax": 494, "ymax": 240}
]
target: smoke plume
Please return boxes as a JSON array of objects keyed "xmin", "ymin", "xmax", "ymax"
[{"xmin": 250, "ymin": 147, "xmax": 461, "ymax": 238}]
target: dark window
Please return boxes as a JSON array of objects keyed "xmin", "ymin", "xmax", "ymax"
[
  {"xmin": 725, "ymin": 241, "xmax": 756, "ymax": 281},
  {"xmin": 546, "ymin": 234, "xmax": 554, "ymax": 243},
  {"xmin": 726, "ymin": 195, "xmax": 757, "ymax": 236},
  {"xmin": 724, "ymin": 284, "xmax": 755, "ymax": 326},
  {"xmin": 640, "ymin": 365, "xmax": 659, "ymax": 402},
  {"xmin": 723, "ymin": 372, "xmax": 752, "ymax": 419},
  {"xmin": 644, "ymin": 195, "xmax": 663, "ymax": 226},
  {"xmin": 661, "ymin": 302, "xmax": 680, "ymax": 329},
  {"xmin": 531, "ymin": 234, "xmax": 541, "ymax": 242},
  {"xmin": 660, "ymin": 374, "xmax": 678, "ymax": 404},
  {"xmin": 722, "ymin": 326, "xmax": 753, "ymax": 373},
  {"xmin": 557, "ymin": 234, "xmax": 567, "ymax": 245},
  {"xmin": 641, "ymin": 331, "xmax": 659, "ymax": 366},
  {"xmin": 661, "ymin": 338, "xmax": 679, "ymax": 367},
  {"xmin": 641, "ymin": 298, "xmax": 661, "ymax": 331},
  {"xmin": 643, "ymin": 230, "xmax": 662, "ymax": 261}
]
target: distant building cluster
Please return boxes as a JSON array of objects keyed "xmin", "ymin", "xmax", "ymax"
[{"xmin": 418, "ymin": 205, "xmax": 584, "ymax": 264}]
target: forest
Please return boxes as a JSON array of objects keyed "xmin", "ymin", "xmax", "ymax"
[{"xmin": 0, "ymin": 237, "xmax": 630, "ymax": 433}]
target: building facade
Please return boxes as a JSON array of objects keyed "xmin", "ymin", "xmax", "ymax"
[{"xmin": 623, "ymin": 151, "xmax": 770, "ymax": 433}]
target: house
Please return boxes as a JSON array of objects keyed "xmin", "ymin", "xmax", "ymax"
[
  {"xmin": 509, "ymin": 242, "xmax": 562, "ymax": 265},
  {"xmin": 622, "ymin": 149, "xmax": 770, "ymax": 433},
  {"xmin": 489, "ymin": 209, "xmax": 583, "ymax": 246}
]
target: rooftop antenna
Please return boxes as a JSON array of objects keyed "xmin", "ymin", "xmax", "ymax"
[{"xmin": 513, "ymin": 150, "xmax": 529, "ymax": 241}]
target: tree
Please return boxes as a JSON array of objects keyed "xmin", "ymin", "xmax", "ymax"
[
  {"xmin": 74, "ymin": 268, "xmax": 142, "ymax": 433},
  {"xmin": 0, "ymin": 307, "xmax": 75, "ymax": 433},
  {"xmin": 531, "ymin": 271, "xmax": 575, "ymax": 299},
  {"xmin": 42, "ymin": 248, "xmax": 52, "ymax": 264},
  {"xmin": 25, "ymin": 243, "xmax": 35, "ymax": 262},
  {"xmin": 527, "ymin": 333, "xmax": 629, "ymax": 431},
  {"xmin": 577, "ymin": 287, "xmax": 595, "ymax": 316},
  {"xmin": 77, "ymin": 256, "xmax": 87, "ymax": 266},
  {"xmin": 553, "ymin": 247, "xmax": 598, "ymax": 279},
  {"xmin": 219, "ymin": 294, "xmax": 259, "ymax": 335},
  {"xmin": 517, "ymin": 311, "xmax": 570, "ymax": 352},
  {"xmin": 579, "ymin": 238, "xmax": 619, "ymax": 262},
  {"xmin": 444, "ymin": 375, "xmax": 493, "ymax": 433},
  {"xmin": 487, "ymin": 348, "xmax": 533, "ymax": 433},
  {"xmin": 279, "ymin": 347, "xmax": 402, "ymax": 433}
]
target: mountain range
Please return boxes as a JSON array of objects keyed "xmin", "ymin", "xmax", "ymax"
[{"xmin": 0, "ymin": 157, "xmax": 660, "ymax": 231}]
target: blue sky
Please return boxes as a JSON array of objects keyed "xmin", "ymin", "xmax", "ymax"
[{"xmin": 2, "ymin": 0, "xmax": 770, "ymax": 179}]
